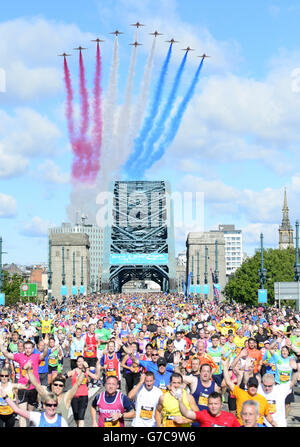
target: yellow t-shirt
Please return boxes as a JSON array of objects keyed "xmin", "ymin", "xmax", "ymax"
[
  {"xmin": 162, "ymin": 389, "xmax": 192, "ymax": 427},
  {"xmin": 233, "ymin": 336, "xmax": 248, "ymax": 351},
  {"xmin": 41, "ymin": 319, "xmax": 53, "ymax": 334},
  {"xmin": 233, "ymin": 385, "xmax": 270, "ymax": 424}
]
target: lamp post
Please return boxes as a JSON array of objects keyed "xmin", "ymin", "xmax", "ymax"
[
  {"xmin": 258, "ymin": 233, "xmax": 267, "ymax": 289},
  {"xmin": 214, "ymin": 240, "xmax": 219, "ymax": 284},
  {"xmin": 294, "ymin": 220, "xmax": 300, "ymax": 282},
  {"xmin": 48, "ymin": 239, "xmax": 52, "ymax": 303},
  {"xmin": 0, "ymin": 237, "xmax": 7, "ymax": 294},
  {"xmin": 204, "ymin": 246, "xmax": 208, "ymax": 301},
  {"xmin": 62, "ymin": 246, "xmax": 66, "ymax": 286}
]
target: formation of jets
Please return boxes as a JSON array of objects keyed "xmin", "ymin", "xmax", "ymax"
[
  {"xmin": 149, "ymin": 30, "xmax": 163, "ymax": 37},
  {"xmin": 166, "ymin": 38, "xmax": 179, "ymax": 44},
  {"xmin": 129, "ymin": 41, "xmax": 143, "ymax": 47},
  {"xmin": 73, "ymin": 46, "xmax": 87, "ymax": 51},
  {"xmin": 131, "ymin": 22, "xmax": 145, "ymax": 28},
  {"xmin": 181, "ymin": 46, "xmax": 195, "ymax": 52},
  {"xmin": 109, "ymin": 30, "xmax": 124, "ymax": 36},
  {"xmin": 91, "ymin": 38, "xmax": 105, "ymax": 44},
  {"xmin": 59, "ymin": 23, "xmax": 211, "ymax": 59}
]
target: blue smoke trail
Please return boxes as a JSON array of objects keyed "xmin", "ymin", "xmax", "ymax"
[
  {"xmin": 138, "ymin": 51, "xmax": 188, "ymax": 171},
  {"xmin": 142, "ymin": 57, "xmax": 205, "ymax": 174},
  {"xmin": 123, "ymin": 44, "xmax": 173, "ymax": 178}
]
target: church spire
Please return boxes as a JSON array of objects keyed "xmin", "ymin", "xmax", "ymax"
[
  {"xmin": 279, "ymin": 187, "xmax": 294, "ymax": 249},
  {"xmin": 281, "ymin": 187, "xmax": 292, "ymax": 229}
]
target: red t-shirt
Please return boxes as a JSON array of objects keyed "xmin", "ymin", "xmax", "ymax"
[{"xmin": 195, "ymin": 410, "xmax": 241, "ymax": 427}]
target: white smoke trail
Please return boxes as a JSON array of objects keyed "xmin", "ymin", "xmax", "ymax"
[
  {"xmin": 100, "ymin": 37, "xmax": 119, "ymax": 169},
  {"xmin": 115, "ymin": 45, "xmax": 138, "ymax": 164},
  {"xmin": 129, "ymin": 38, "xmax": 156, "ymax": 143}
]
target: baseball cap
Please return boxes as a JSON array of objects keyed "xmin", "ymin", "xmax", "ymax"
[
  {"xmin": 264, "ymin": 340, "xmax": 270, "ymax": 344},
  {"xmin": 157, "ymin": 357, "xmax": 167, "ymax": 367},
  {"xmin": 247, "ymin": 377, "xmax": 259, "ymax": 388}
]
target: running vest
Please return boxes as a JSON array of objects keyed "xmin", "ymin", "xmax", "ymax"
[
  {"xmin": 162, "ymin": 389, "xmax": 191, "ymax": 427},
  {"xmin": 104, "ymin": 353, "xmax": 121, "ymax": 380},
  {"xmin": 38, "ymin": 412, "xmax": 63, "ymax": 427},
  {"xmin": 96, "ymin": 391, "xmax": 125, "ymax": 427},
  {"xmin": 48, "ymin": 349, "xmax": 59, "ymax": 368},
  {"xmin": 72, "ymin": 369, "xmax": 89, "ymax": 397},
  {"xmin": 70, "ymin": 337, "xmax": 85, "ymax": 359},
  {"xmin": 207, "ymin": 347, "xmax": 223, "ymax": 374},
  {"xmin": 84, "ymin": 333, "xmax": 97, "ymax": 358},
  {"xmin": 0, "ymin": 383, "xmax": 14, "ymax": 415},
  {"xmin": 276, "ymin": 357, "xmax": 293, "ymax": 384},
  {"xmin": 192, "ymin": 377, "xmax": 216, "ymax": 411}
]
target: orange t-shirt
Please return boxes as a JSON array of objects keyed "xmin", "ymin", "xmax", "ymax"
[
  {"xmin": 247, "ymin": 349, "xmax": 262, "ymax": 373},
  {"xmin": 233, "ymin": 385, "xmax": 270, "ymax": 424}
]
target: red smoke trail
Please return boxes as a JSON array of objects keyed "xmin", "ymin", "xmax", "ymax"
[
  {"xmin": 63, "ymin": 57, "xmax": 75, "ymax": 140},
  {"xmin": 72, "ymin": 50, "xmax": 96, "ymax": 183},
  {"xmin": 92, "ymin": 43, "xmax": 103, "ymax": 172},
  {"xmin": 79, "ymin": 50, "xmax": 89, "ymax": 137}
]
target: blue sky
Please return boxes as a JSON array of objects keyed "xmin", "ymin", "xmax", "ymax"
[{"xmin": 1, "ymin": 0, "xmax": 300, "ymax": 265}]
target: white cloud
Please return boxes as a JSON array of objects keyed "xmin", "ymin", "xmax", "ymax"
[
  {"xmin": 0, "ymin": 193, "xmax": 17, "ymax": 217},
  {"xmin": 21, "ymin": 216, "xmax": 54, "ymax": 238},
  {"xmin": 37, "ymin": 160, "xmax": 70, "ymax": 184},
  {"xmin": 0, "ymin": 17, "xmax": 96, "ymax": 102},
  {"xmin": 0, "ymin": 109, "xmax": 62, "ymax": 173}
]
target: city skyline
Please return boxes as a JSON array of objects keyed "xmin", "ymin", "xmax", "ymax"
[{"xmin": 1, "ymin": 1, "xmax": 300, "ymax": 265}]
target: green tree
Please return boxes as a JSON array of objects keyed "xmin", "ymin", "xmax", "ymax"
[
  {"xmin": 223, "ymin": 248, "xmax": 296, "ymax": 306},
  {"xmin": 2, "ymin": 270, "xmax": 24, "ymax": 306}
]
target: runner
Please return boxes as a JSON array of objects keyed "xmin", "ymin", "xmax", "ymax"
[
  {"xmin": 128, "ymin": 371, "xmax": 163, "ymax": 427},
  {"xmin": 90, "ymin": 375, "xmax": 135, "ymax": 427}
]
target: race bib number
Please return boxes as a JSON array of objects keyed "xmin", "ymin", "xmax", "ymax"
[
  {"xmin": 0, "ymin": 404, "xmax": 13, "ymax": 415},
  {"xmin": 81, "ymin": 377, "xmax": 87, "ymax": 385},
  {"xmin": 74, "ymin": 352, "xmax": 82, "ymax": 358},
  {"xmin": 279, "ymin": 372, "xmax": 290, "ymax": 382},
  {"xmin": 104, "ymin": 417, "xmax": 120, "ymax": 427},
  {"xmin": 21, "ymin": 369, "xmax": 27, "ymax": 378},
  {"xmin": 165, "ymin": 416, "xmax": 177, "ymax": 427},
  {"xmin": 140, "ymin": 406, "xmax": 154, "ymax": 420},
  {"xmin": 107, "ymin": 368, "xmax": 116, "ymax": 377},
  {"xmin": 49, "ymin": 358, "xmax": 57, "ymax": 366},
  {"xmin": 198, "ymin": 394, "xmax": 208, "ymax": 406},
  {"xmin": 39, "ymin": 361, "xmax": 45, "ymax": 367},
  {"xmin": 268, "ymin": 400, "xmax": 276, "ymax": 414},
  {"xmin": 85, "ymin": 350, "xmax": 94, "ymax": 358}
]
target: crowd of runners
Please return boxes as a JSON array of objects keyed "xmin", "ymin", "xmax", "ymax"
[{"xmin": 0, "ymin": 292, "xmax": 299, "ymax": 428}]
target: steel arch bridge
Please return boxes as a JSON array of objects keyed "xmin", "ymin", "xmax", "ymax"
[{"xmin": 101, "ymin": 180, "xmax": 176, "ymax": 293}]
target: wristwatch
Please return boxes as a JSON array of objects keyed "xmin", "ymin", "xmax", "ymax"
[{"xmin": 3, "ymin": 395, "xmax": 9, "ymax": 400}]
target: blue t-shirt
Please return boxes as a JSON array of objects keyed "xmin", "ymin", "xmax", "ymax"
[{"xmin": 33, "ymin": 348, "xmax": 51, "ymax": 373}]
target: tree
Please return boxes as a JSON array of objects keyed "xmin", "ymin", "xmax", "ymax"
[
  {"xmin": 223, "ymin": 248, "xmax": 296, "ymax": 306},
  {"xmin": 2, "ymin": 271, "xmax": 24, "ymax": 306}
]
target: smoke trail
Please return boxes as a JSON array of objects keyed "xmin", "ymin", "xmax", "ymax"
[
  {"xmin": 129, "ymin": 37, "xmax": 156, "ymax": 141},
  {"xmin": 99, "ymin": 37, "xmax": 119, "ymax": 170},
  {"xmin": 139, "ymin": 51, "xmax": 188, "ymax": 170},
  {"xmin": 115, "ymin": 44, "xmax": 138, "ymax": 160},
  {"xmin": 142, "ymin": 57, "xmax": 205, "ymax": 174},
  {"xmin": 72, "ymin": 51, "xmax": 94, "ymax": 183},
  {"xmin": 63, "ymin": 57, "xmax": 75, "ymax": 140},
  {"xmin": 92, "ymin": 43, "xmax": 102, "ymax": 173},
  {"xmin": 79, "ymin": 51, "xmax": 90, "ymax": 137},
  {"xmin": 123, "ymin": 44, "xmax": 173, "ymax": 177}
]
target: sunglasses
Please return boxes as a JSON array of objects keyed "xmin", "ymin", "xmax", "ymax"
[
  {"xmin": 45, "ymin": 403, "xmax": 58, "ymax": 408},
  {"xmin": 0, "ymin": 374, "xmax": 9, "ymax": 378},
  {"xmin": 151, "ymin": 354, "xmax": 159, "ymax": 356},
  {"xmin": 53, "ymin": 383, "xmax": 64, "ymax": 388}
]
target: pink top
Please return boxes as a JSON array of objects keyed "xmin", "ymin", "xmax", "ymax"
[
  {"xmin": 13, "ymin": 353, "xmax": 41, "ymax": 390},
  {"xmin": 97, "ymin": 391, "xmax": 125, "ymax": 427}
]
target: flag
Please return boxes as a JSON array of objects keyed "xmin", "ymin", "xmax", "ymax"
[
  {"xmin": 210, "ymin": 267, "xmax": 216, "ymax": 284},
  {"xmin": 187, "ymin": 272, "xmax": 192, "ymax": 297},
  {"xmin": 213, "ymin": 284, "xmax": 221, "ymax": 298}
]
